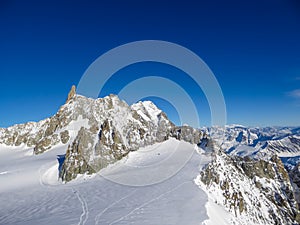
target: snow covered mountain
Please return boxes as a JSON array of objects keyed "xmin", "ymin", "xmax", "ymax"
[
  {"xmin": 0, "ymin": 86, "xmax": 204, "ymax": 182},
  {"xmin": 205, "ymin": 125, "xmax": 300, "ymax": 166},
  {"xmin": 1, "ymin": 86, "xmax": 300, "ymax": 225}
]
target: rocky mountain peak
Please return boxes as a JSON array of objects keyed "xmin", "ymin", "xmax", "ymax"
[
  {"xmin": 66, "ymin": 85, "xmax": 76, "ymax": 103},
  {"xmin": 59, "ymin": 95, "xmax": 204, "ymax": 182},
  {"xmin": 0, "ymin": 86, "xmax": 205, "ymax": 182}
]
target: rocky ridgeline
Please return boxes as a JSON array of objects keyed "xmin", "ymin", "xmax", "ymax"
[
  {"xmin": 0, "ymin": 86, "xmax": 204, "ymax": 182},
  {"xmin": 0, "ymin": 105, "xmax": 72, "ymax": 154},
  {"xmin": 197, "ymin": 150, "xmax": 300, "ymax": 225},
  {"xmin": 205, "ymin": 126, "xmax": 300, "ymax": 158},
  {"xmin": 59, "ymin": 96, "xmax": 204, "ymax": 182},
  {"xmin": 266, "ymin": 136, "xmax": 300, "ymax": 155},
  {"xmin": 0, "ymin": 86, "xmax": 86, "ymax": 153}
]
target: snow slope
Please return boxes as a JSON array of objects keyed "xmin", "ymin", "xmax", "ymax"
[{"xmin": 0, "ymin": 139, "xmax": 222, "ymax": 225}]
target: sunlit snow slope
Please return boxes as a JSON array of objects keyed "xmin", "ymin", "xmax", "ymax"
[{"xmin": 0, "ymin": 139, "xmax": 222, "ymax": 225}]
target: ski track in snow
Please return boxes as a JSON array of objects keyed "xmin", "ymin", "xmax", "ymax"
[
  {"xmin": 0, "ymin": 140, "xmax": 210, "ymax": 225},
  {"xmin": 72, "ymin": 188, "xmax": 89, "ymax": 225},
  {"xmin": 109, "ymin": 181, "xmax": 190, "ymax": 225},
  {"xmin": 94, "ymin": 189, "xmax": 138, "ymax": 225}
]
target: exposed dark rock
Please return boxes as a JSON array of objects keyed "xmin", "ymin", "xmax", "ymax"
[
  {"xmin": 60, "ymin": 130, "xmax": 70, "ymax": 144},
  {"xmin": 170, "ymin": 125, "xmax": 203, "ymax": 145},
  {"xmin": 59, "ymin": 127, "xmax": 96, "ymax": 182},
  {"xmin": 34, "ymin": 137, "xmax": 52, "ymax": 154},
  {"xmin": 57, "ymin": 98, "xmax": 205, "ymax": 182},
  {"xmin": 66, "ymin": 85, "xmax": 76, "ymax": 103},
  {"xmin": 200, "ymin": 151, "xmax": 300, "ymax": 224},
  {"xmin": 290, "ymin": 162, "xmax": 300, "ymax": 208}
]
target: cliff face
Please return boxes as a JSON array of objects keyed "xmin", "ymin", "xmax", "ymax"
[
  {"xmin": 197, "ymin": 150, "xmax": 300, "ymax": 225},
  {"xmin": 59, "ymin": 95, "xmax": 204, "ymax": 182},
  {"xmin": 289, "ymin": 163, "xmax": 300, "ymax": 208},
  {"xmin": 0, "ymin": 86, "xmax": 204, "ymax": 182}
]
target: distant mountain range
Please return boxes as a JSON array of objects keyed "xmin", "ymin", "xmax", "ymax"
[{"xmin": 205, "ymin": 125, "xmax": 300, "ymax": 165}]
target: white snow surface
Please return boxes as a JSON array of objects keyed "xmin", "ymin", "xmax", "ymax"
[
  {"xmin": 131, "ymin": 101, "xmax": 162, "ymax": 123},
  {"xmin": 0, "ymin": 139, "xmax": 229, "ymax": 225}
]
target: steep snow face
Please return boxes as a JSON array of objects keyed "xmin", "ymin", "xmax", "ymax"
[{"xmin": 196, "ymin": 151, "xmax": 300, "ymax": 225}]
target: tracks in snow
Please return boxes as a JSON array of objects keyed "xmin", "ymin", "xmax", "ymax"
[
  {"xmin": 109, "ymin": 181, "xmax": 190, "ymax": 225},
  {"xmin": 72, "ymin": 188, "xmax": 89, "ymax": 225},
  {"xmin": 94, "ymin": 190, "xmax": 137, "ymax": 225}
]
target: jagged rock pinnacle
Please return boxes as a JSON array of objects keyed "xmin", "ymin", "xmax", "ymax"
[{"xmin": 66, "ymin": 85, "xmax": 76, "ymax": 103}]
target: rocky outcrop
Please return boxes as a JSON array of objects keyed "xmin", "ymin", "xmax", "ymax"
[
  {"xmin": 198, "ymin": 151, "xmax": 300, "ymax": 225},
  {"xmin": 59, "ymin": 127, "xmax": 96, "ymax": 182},
  {"xmin": 60, "ymin": 130, "xmax": 70, "ymax": 144},
  {"xmin": 59, "ymin": 98, "xmax": 205, "ymax": 182},
  {"xmin": 290, "ymin": 163, "xmax": 300, "ymax": 208},
  {"xmin": 66, "ymin": 85, "xmax": 76, "ymax": 103},
  {"xmin": 0, "ymin": 117, "xmax": 70, "ymax": 154},
  {"xmin": 0, "ymin": 87, "xmax": 78, "ymax": 153},
  {"xmin": 170, "ymin": 125, "xmax": 203, "ymax": 145},
  {"xmin": 0, "ymin": 85, "xmax": 205, "ymax": 181}
]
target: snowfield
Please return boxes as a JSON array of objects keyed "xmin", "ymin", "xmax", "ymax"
[{"xmin": 0, "ymin": 139, "xmax": 227, "ymax": 225}]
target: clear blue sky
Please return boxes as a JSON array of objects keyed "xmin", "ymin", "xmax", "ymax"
[{"xmin": 0, "ymin": 0, "xmax": 300, "ymax": 127}]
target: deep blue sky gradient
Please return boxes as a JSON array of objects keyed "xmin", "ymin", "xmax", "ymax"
[{"xmin": 0, "ymin": 0, "xmax": 300, "ymax": 127}]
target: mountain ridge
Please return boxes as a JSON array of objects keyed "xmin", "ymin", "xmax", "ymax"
[
  {"xmin": 1, "ymin": 86, "xmax": 300, "ymax": 224},
  {"xmin": 0, "ymin": 86, "xmax": 205, "ymax": 182}
]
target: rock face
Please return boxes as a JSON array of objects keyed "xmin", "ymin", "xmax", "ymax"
[
  {"xmin": 0, "ymin": 112, "xmax": 72, "ymax": 155},
  {"xmin": 197, "ymin": 150, "xmax": 300, "ymax": 225},
  {"xmin": 59, "ymin": 127, "xmax": 96, "ymax": 182},
  {"xmin": 171, "ymin": 125, "xmax": 203, "ymax": 145},
  {"xmin": 0, "ymin": 86, "xmax": 82, "ymax": 153},
  {"xmin": 289, "ymin": 163, "xmax": 300, "ymax": 208},
  {"xmin": 0, "ymin": 86, "xmax": 204, "ymax": 182},
  {"xmin": 59, "ymin": 96, "xmax": 204, "ymax": 182},
  {"xmin": 66, "ymin": 85, "xmax": 76, "ymax": 103}
]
